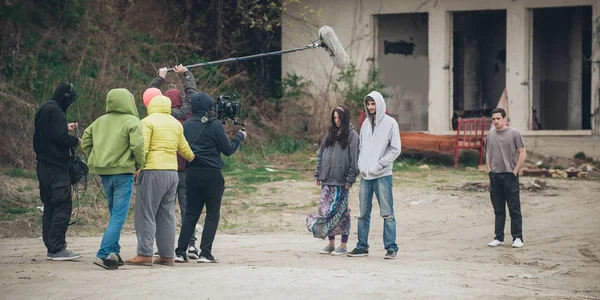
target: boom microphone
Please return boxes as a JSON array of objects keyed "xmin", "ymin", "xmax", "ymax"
[
  {"xmin": 318, "ymin": 26, "xmax": 349, "ymax": 70},
  {"xmin": 166, "ymin": 26, "xmax": 350, "ymax": 72}
]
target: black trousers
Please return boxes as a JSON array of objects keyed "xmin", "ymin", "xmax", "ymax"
[
  {"xmin": 36, "ymin": 161, "xmax": 73, "ymax": 253},
  {"xmin": 176, "ymin": 169, "xmax": 224, "ymax": 256},
  {"xmin": 489, "ymin": 172, "xmax": 523, "ymax": 242}
]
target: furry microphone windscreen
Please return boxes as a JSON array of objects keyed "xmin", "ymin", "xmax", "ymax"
[{"xmin": 318, "ymin": 26, "xmax": 350, "ymax": 70}]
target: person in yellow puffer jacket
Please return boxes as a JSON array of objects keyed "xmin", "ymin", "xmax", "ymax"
[{"xmin": 126, "ymin": 95, "xmax": 194, "ymax": 267}]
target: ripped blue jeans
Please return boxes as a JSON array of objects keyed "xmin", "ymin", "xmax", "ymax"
[{"xmin": 356, "ymin": 175, "xmax": 398, "ymax": 252}]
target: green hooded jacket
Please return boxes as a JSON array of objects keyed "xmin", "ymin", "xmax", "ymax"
[{"xmin": 82, "ymin": 88, "xmax": 145, "ymax": 175}]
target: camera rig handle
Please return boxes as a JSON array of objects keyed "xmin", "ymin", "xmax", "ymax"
[{"xmin": 234, "ymin": 119, "xmax": 246, "ymax": 131}]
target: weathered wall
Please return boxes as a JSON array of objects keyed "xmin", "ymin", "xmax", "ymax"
[
  {"xmin": 377, "ymin": 13, "xmax": 429, "ymax": 131},
  {"xmin": 526, "ymin": 135, "xmax": 600, "ymax": 159}
]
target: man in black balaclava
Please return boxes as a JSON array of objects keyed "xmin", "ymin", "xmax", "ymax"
[
  {"xmin": 33, "ymin": 82, "xmax": 82, "ymax": 261},
  {"xmin": 174, "ymin": 92, "xmax": 246, "ymax": 263}
]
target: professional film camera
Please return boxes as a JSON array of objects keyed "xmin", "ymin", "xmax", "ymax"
[{"xmin": 202, "ymin": 95, "xmax": 246, "ymax": 129}]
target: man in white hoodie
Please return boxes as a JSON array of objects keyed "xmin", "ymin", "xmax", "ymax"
[{"xmin": 348, "ymin": 91, "xmax": 401, "ymax": 259}]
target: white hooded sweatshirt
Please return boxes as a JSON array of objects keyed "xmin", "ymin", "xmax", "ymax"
[{"xmin": 357, "ymin": 91, "xmax": 401, "ymax": 180}]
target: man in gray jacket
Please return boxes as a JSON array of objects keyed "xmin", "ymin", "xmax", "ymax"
[{"xmin": 348, "ymin": 91, "xmax": 401, "ymax": 259}]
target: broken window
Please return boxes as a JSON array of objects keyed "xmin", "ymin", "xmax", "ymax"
[
  {"xmin": 376, "ymin": 13, "xmax": 429, "ymax": 131},
  {"xmin": 531, "ymin": 6, "xmax": 592, "ymax": 130},
  {"xmin": 452, "ymin": 10, "xmax": 507, "ymax": 129}
]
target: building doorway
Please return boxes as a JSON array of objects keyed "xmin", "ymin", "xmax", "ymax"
[
  {"xmin": 531, "ymin": 6, "xmax": 592, "ymax": 130},
  {"xmin": 452, "ymin": 10, "xmax": 507, "ymax": 129}
]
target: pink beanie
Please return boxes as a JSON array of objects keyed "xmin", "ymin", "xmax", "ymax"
[{"xmin": 143, "ymin": 88, "xmax": 162, "ymax": 107}]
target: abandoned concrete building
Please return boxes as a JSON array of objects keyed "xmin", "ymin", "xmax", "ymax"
[{"xmin": 282, "ymin": 0, "xmax": 600, "ymax": 159}]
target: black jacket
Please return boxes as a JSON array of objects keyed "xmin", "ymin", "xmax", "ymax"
[
  {"xmin": 183, "ymin": 92, "xmax": 244, "ymax": 170},
  {"xmin": 33, "ymin": 83, "xmax": 79, "ymax": 167}
]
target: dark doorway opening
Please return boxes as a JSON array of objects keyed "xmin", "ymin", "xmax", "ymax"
[
  {"xmin": 531, "ymin": 6, "xmax": 592, "ymax": 130},
  {"xmin": 452, "ymin": 10, "xmax": 507, "ymax": 128}
]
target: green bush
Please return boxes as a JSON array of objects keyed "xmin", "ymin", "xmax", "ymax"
[{"xmin": 574, "ymin": 151, "xmax": 586, "ymax": 159}]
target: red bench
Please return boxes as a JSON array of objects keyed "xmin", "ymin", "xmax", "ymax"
[{"xmin": 454, "ymin": 117, "xmax": 486, "ymax": 168}]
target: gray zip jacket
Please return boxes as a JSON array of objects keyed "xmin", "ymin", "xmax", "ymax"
[
  {"xmin": 357, "ymin": 91, "xmax": 401, "ymax": 179},
  {"xmin": 314, "ymin": 124, "xmax": 359, "ymax": 187},
  {"xmin": 148, "ymin": 71, "xmax": 196, "ymax": 120}
]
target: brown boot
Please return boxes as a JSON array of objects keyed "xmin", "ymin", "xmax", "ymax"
[
  {"xmin": 153, "ymin": 257, "xmax": 174, "ymax": 266},
  {"xmin": 125, "ymin": 255, "xmax": 153, "ymax": 266}
]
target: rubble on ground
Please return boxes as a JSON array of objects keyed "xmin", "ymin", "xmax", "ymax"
[
  {"xmin": 437, "ymin": 182, "xmax": 489, "ymax": 192},
  {"xmin": 521, "ymin": 152, "xmax": 598, "ymax": 179},
  {"xmin": 438, "ymin": 179, "xmax": 556, "ymax": 193},
  {"xmin": 520, "ymin": 163, "xmax": 594, "ymax": 179},
  {"xmin": 460, "ymin": 182, "xmax": 490, "ymax": 192},
  {"xmin": 522, "ymin": 179, "xmax": 556, "ymax": 192}
]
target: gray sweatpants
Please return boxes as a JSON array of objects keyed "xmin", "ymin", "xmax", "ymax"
[{"xmin": 134, "ymin": 170, "xmax": 178, "ymax": 258}]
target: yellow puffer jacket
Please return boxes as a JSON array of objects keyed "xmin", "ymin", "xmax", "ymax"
[{"xmin": 141, "ymin": 95, "xmax": 194, "ymax": 170}]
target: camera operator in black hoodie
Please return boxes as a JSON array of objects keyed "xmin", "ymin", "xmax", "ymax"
[
  {"xmin": 175, "ymin": 93, "xmax": 246, "ymax": 263},
  {"xmin": 175, "ymin": 92, "xmax": 246, "ymax": 263},
  {"xmin": 33, "ymin": 82, "xmax": 82, "ymax": 261}
]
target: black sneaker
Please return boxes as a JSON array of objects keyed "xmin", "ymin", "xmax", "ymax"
[
  {"xmin": 187, "ymin": 246, "xmax": 199, "ymax": 259},
  {"xmin": 153, "ymin": 251, "xmax": 160, "ymax": 258},
  {"xmin": 174, "ymin": 251, "xmax": 188, "ymax": 263},
  {"xmin": 115, "ymin": 254, "xmax": 125, "ymax": 266},
  {"xmin": 197, "ymin": 252, "xmax": 216, "ymax": 263},
  {"xmin": 347, "ymin": 248, "xmax": 369, "ymax": 257},
  {"xmin": 384, "ymin": 250, "xmax": 397, "ymax": 259},
  {"xmin": 93, "ymin": 254, "xmax": 119, "ymax": 270}
]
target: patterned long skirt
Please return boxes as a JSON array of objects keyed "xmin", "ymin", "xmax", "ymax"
[{"xmin": 306, "ymin": 185, "xmax": 351, "ymax": 239}]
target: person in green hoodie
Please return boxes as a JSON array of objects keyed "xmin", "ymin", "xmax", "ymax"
[{"xmin": 81, "ymin": 88, "xmax": 145, "ymax": 270}]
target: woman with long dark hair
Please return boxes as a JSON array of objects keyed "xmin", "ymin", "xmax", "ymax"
[{"xmin": 306, "ymin": 105, "xmax": 359, "ymax": 255}]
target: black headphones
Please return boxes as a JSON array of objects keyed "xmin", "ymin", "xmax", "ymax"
[{"xmin": 63, "ymin": 83, "xmax": 74, "ymax": 101}]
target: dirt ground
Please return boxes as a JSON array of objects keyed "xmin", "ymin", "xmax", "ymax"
[{"xmin": 1, "ymin": 169, "xmax": 599, "ymax": 299}]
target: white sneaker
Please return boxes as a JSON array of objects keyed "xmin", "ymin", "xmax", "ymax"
[
  {"xmin": 512, "ymin": 238, "xmax": 524, "ymax": 248},
  {"xmin": 487, "ymin": 239, "xmax": 504, "ymax": 247},
  {"xmin": 174, "ymin": 253, "xmax": 188, "ymax": 263}
]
